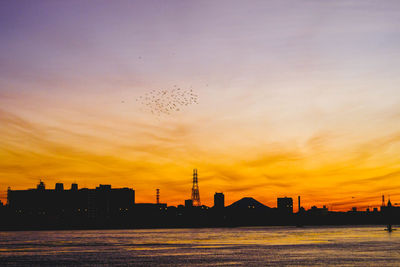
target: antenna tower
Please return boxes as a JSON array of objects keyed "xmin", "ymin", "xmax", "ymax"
[{"xmin": 191, "ymin": 169, "xmax": 201, "ymax": 206}]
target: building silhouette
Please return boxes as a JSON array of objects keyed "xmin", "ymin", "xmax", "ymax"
[
  {"xmin": 277, "ymin": 197, "xmax": 293, "ymax": 213},
  {"xmin": 381, "ymin": 196, "xmax": 400, "ymax": 213},
  {"xmin": 7, "ymin": 181, "xmax": 135, "ymax": 219},
  {"xmin": 2, "ymin": 179, "xmax": 400, "ymax": 230},
  {"xmin": 55, "ymin": 183, "xmax": 64, "ymax": 191},
  {"xmin": 309, "ymin": 205, "xmax": 328, "ymax": 215},
  {"xmin": 214, "ymin": 192, "xmax": 225, "ymax": 208},
  {"xmin": 71, "ymin": 183, "xmax": 78, "ymax": 191},
  {"xmin": 185, "ymin": 199, "xmax": 193, "ymax": 208}
]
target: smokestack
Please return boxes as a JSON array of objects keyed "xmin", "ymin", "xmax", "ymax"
[{"xmin": 298, "ymin": 196, "xmax": 301, "ymax": 212}]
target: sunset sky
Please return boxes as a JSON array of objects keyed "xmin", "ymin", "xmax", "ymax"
[{"xmin": 1, "ymin": 1, "xmax": 400, "ymax": 210}]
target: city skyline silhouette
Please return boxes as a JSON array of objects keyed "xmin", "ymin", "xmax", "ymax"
[{"xmin": 3, "ymin": 171, "xmax": 398, "ymax": 213}]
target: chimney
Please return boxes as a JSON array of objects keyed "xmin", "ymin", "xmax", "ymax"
[{"xmin": 298, "ymin": 196, "xmax": 301, "ymax": 212}]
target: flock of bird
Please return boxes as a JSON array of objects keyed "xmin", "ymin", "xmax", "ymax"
[{"xmin": 136, "ymin": 85, "xmax": 198, "ymax": 116}]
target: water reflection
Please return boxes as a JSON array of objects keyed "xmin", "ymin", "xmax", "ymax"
[{"xmin": 0, "ymin": 226, "xmax": 399, "ymax": 266}]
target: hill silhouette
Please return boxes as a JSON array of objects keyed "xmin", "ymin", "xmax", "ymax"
[{"xmin": 227, "ymin": 197, "xmax": 270, "ymax": 209}]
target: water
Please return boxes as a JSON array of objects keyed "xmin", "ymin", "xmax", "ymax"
[{"xmin": 0, "ymin": 226, "xmax": 399, "ymax": 266}]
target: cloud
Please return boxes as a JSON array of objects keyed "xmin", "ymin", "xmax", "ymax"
[
  {"xmin": 2, "ymin": 105, "xmax": 400, "ymax": 210},
  {"xmin": 339, "ymin": 170, "xmax": 400, "ymax": 187}
]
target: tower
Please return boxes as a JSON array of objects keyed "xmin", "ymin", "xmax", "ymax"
[
  {"xmin": 37, "ymin": 180, "xmax": 45, "ymax": 191},
  {"xmin": 191, "ymin": 169, "xmax": 201, "ymax": 206},
  {"xmin": 156, "ymin": 189, "xmax": 160, "ymax": 204}
]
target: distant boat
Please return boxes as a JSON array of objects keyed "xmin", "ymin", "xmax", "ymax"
[{"xmin": 384, "ymin": 224, "xmax": 396, "ymax": 232}]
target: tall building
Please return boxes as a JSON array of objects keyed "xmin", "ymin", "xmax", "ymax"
[
  {"xmin": 277, "ymin": 197, "xmax": 293, "ymax": 213},
  {"xmin": 214, "ymin": 192, "xmax": 225, "ymax": 208}
]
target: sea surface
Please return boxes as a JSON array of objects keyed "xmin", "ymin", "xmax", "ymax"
[{"xmin": 0, "ymin": 226, "xmax": 399, "ymax": 266}]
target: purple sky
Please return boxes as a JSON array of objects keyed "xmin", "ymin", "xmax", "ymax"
[{"xmin": 1, "ymin": 1, "xmax": 400, "ymax": 209}]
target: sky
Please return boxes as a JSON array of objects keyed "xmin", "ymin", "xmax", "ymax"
[{"xmin": 1, "ymin": 0, "xmax": 400, "ymax": 210}]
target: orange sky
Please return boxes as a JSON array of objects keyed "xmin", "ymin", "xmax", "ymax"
[{"xmin": 1, "ymin": 1, "xmax": 400, "ymax": 211}]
